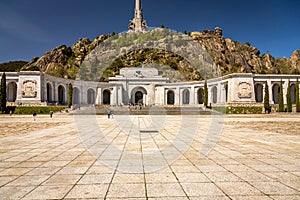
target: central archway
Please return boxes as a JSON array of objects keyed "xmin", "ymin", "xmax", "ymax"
[
  {"xmin": 131, "ymin": 87, "xmax": 147, "ymax": 105},
  {"xmin": 103, "ymin": 89, "xmax": 111, "ymax": 105}
]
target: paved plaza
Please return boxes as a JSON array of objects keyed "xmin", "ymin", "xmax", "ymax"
[{"xmin": 0, "ymin": 113, "xmax": 299, "ymax": 199}]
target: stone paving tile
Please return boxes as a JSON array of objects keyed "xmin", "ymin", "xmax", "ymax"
[
  {"xmin": 146, "ymin": 183, "xmax": 186, "ymax": 197},
  {"xmin": 23, "ymin": 185, "xmax": 72, "ymax": 199},
  {"xmin": 112, "ymin": 173, "xmax": 145, "ymax": 184},
  {"xmin": 215, "ymin": 181, "xmax": 263, "ymax": 196},
  {"xmin": 0, "ymin": 186, "xmax": 35, "ymax": 199},
  {"xmin": 175, "ymin": 172, "xmax": 210, "ymax": 183},
  {"xmin": 106, "ymin": 183, "xmax": 146, "ymax": 198},
  {"xmin": 56, "ymin": 166, "xmax": 89, "ymax": 175},
  {"xmin": 6, "ymin": 175, "xmax": 50, "ymax": 186},
  {"xmin": 78, "ymin": 173, "xmax": 113, "ymax": 184},
  {"xmin": 26, "ymin": 166, "xmax": 61, "ymax": 175},
  {"xmin": 145, "ymin": 172, "xmax": 178, "ymax": 183},
  {"xmin": 270, "ymin": 195, "xmax": 300, "ymax": 200},
  {"xmin": 181, "ymin": 182, "xmax": 225, "ymax": 196},
  {"xmin": 0, "ymin": 175, "xmax": 18, "ymax": 187},
  {"xmin": 65, "ymin": 184, "xmax": 109, "ymax": 199},
  {"xmin": 249, "ymin": 181, "xmax": 299, "ymax": 195},
  {"xmin": 203, "ymin": 171, "xmax": 242, "ymax": 182},
  {"xmin": 233, "ymin": 171, "xmax": 274, "ymax": 182},
  {"xmin": 0, "ymin": 167, "xmax": 33, "ymax": 176},
  {"xmin": 42, "ymin": 174, "xmax": 82, "ymax": 186}
]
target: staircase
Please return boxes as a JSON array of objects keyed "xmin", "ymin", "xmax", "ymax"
[{"xmin": 72, "ymin": 105, "xmax": 217, "ymax": 115}]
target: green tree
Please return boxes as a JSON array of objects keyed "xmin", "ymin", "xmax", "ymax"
[
  {"xmin": 278, "ymin": 80, "xmax": 284, "ymax": 112},
  {"xmin": 296, "ymin": 78, "xmax": 300, "ymax": 112},
  {"xmin": 286, "ymin": 80, "xmax": 292, "ymax": 112},
  {"xmin": 68, "ymin": 83, "xmax": 73, "ymax": 108},
  {"xmin": 204, "ymin": 80, "xmax": 208, "ymax": 107},
  {"xmin": 264, "ymin": 82, "xmax": 270, "ymax": 113},
  {"xmin": 0, "ymin": 73, "xmax": 7, "ymax": 113}
]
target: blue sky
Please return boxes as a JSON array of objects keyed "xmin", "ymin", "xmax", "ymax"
[{"xmin": 0, "ymin": 0, "xmax": 299, "ymax": 63}]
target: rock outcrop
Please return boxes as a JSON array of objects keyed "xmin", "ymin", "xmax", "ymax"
[
  {"xmin": 22, "ymin": 34, "xmax": 111, "ymax": 79},
  {"xmin": 190, "ymin": 27, "xmax": 299, "ymax": 75},
  {"xmin": 21, "ymin": 28, "xmax": 300, "ymax": 79}
]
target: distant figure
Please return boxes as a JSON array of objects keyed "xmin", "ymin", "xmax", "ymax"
[
  {"xmin": 206, "ymin": 103, "xmax": 212, "ymax": 109},
  {"xmin": 33, "ymin": 111, "xmax": 37, "ymax": 121},
  {"xmin": 9, "ymin": 110, "xmax": 12, "ymax": 116},
  {"xmin": 107, "ymin": 109, "xmax": 111, "ymax": 119},
  {"xmin": 50, "ymin": 110, "xmax": 54, "ymax": 118}
]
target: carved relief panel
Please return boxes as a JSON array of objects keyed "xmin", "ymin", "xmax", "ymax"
[
  {"xmin": 238, "ymin": 82, "xmax": 252, "ymax": 98},
  {"xmin": 21, "ymin": 80, "xmax": 37, "ymax": 98}
]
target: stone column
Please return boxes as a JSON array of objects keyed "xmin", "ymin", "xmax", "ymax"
[
  {"xmin": 175, "ymin": 87, "xmax": 180, "ymax": 106},
  {"xmin": 190, "ymin": 86, "xmax": 195, "ymax": 105},
  {"xmin": 143, "ymin": 93, "xmax": 147, "ymax": 106},
  {"xmin": 267, "ymin": 80, "xmax": 272, "ymax": 104},
  {"xmin": 283, "ymin": 79, "xmax": 288, "ymax": 104},
  {"xmin": 136, "ymin": 0, "xmax": 141, "ymax": 10}
]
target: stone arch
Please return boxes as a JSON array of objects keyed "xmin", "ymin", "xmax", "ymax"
[
  {"xmin": 211, "ymin": 86, "xmax": 218, "ymax": 104},
  {"xmin": 167, "ymin": 90, "xmax": 175, "ymax": 105},
  {"xmin": 131, "ymin": 87, "xmax": 147, "ymax": 105},
  {"xmin": 103, "ymin": 89, "xmax": 111, "ymax": 105},
  {"xmin": 46, "ymin": 82, "xmax": 53, "ymax": 102},
  {"xmin": 7, "ymin": 82, "xmax": 17, "ymax": 102},
  {"xmin": 87, "ymin": 88, "xmax": 95, "ymax": 104},
  {"xmin": 272, "ymin": 83, "xmax": 280, "ymax": 104},
  {"xmin": 197, "ymin": 88, "xmax": 204, "ymax": 104},
  {"xmin": 291, "ymin": 84, "xmax": 296, "ymax": 104},
  {"xmin": 58, "ymin": 85, "xmax": 65, "ymax": 105},
  {"xmin": 255, "ymin": 83, "xmax": 264, "ymax": 103},
  {"xmin": 182, "ymin": 89, "xmax": 190, "ymax": 105},
  {"xmin": 73, "ymin": 87, "xmax": 80, "ymax": 104}
]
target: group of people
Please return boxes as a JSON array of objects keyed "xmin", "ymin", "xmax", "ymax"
[
  {"xmin": 31, "ymin": 110, "xmax": 54, "ymax": 121},
  {"xmin": 127, "ymin": 103, "xmax": 143, "ymax": 110}
]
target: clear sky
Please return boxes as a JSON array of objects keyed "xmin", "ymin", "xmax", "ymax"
[{"xmin": 0, "ymin": 0, "xmax": 299, "ymax": 63}]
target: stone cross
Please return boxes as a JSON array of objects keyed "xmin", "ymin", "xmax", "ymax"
[{"xmin": 129, "ymin": 0, "xmax": 147, "ymax": 32}]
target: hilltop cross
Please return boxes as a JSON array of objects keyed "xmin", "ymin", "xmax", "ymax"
[{"xmin": 129, "ymin": 0, "xmax": 147, "ymax": 32}]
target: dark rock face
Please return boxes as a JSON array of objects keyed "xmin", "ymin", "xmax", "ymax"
[
  {"xmin": 191, "ymin": 27, "xmax": 299, "ymax": 75},
  {"xmin": 22, "ymin": 35, "xmax": 110, "ymax": 79},
  {"xmin": 21, "ymin": 28, "xmax": 299, "ymax": 79}
]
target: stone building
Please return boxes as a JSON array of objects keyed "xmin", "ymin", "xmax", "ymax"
[{"xmin": 1, "ymin": 69, "xmax": 300, "ymax": 109}]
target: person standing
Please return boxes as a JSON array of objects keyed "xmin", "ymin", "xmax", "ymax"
[
  {"xmin": 107, "ymin": 109, "xmax": 111, "ymax": 119},
  {"xmin": 50, "ymin": 110, "xmax": 53, "ymax": 118},
  {"xmin": 33, "ymin": 111, "xmax": 37, "ymax": 121}
]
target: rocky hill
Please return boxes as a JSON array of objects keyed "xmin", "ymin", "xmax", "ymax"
[{"xmin": 20, "ymin": 28, "xmax": 300, "ymax": 80}]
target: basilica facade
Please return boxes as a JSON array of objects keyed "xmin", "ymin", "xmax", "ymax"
[{"xmin": 2, "ymin": 68, "xmax": 300, "ymax": 109}]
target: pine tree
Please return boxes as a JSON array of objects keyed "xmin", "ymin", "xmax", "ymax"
[
  {"xmin": 286, "ymin": 80, "xmax": 292, "ymax": 112},
  {"xmin": 204, "ymin": 80, "xmax": 208, "ymax": 107},
  {"xmin": 68, "ymin": 83, "xmax": 73, "ymax": 108},
  {"xmin": 0, "ymin": 73, "xmax": 7, "ymax": 113},
  {"xmin": 264, "ymin": 82, "xmax": 270, "ymax": 113},
  {"xmin": 278, "ymin": 80, "xmax": 284, "ymax": 112},
  {"xmin": 296, "ymin": 78, "xmax": 300, "ymax": 112}
]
